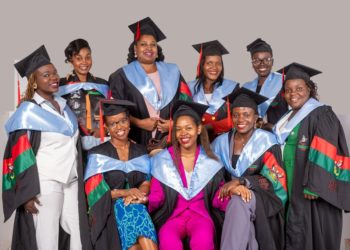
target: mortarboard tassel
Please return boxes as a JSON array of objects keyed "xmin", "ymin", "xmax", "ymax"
[
  {"xmin": 226, "ymin": 97, "xmax": 233, "ymax": 129},
  {"xmin": 17, "ymin": 74, "xmax": 21, "ymax": 106},
  {"xmin": 135, "ymin": 22, "xmax": 141, "ymax": 41},
  {"xmin": 99, "ymin": 101, "xmax": 105, "ymax": 142},
  {"xmin": 167, "ymin": 106, "xmax": 173, "ymax": 144},
  {"xmin": 196, "ymin": 44, "xmax": 203, "ymax": 78}
]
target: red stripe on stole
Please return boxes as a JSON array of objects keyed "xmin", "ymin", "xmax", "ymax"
[
  {"xmin": 85, "ymin": 174, "xmax": 103, "ymax": 196},
  {"xmin": 311, "ymin": 136, "xmax": 350, "ymax": 170},
  {"xmin": 12, "ymin": 134, "xmax": 31, "ymax": 161},
  {"xmin": 263, "ymin": 151, "xmax": 287, "ymax": 191},
  {"xmin": 2, "ymin": 158, "xmax": 13, "ymax": 175},
  {"xmin": 180, "ymin": 81, "xmax": 192, "ymax": 97}
]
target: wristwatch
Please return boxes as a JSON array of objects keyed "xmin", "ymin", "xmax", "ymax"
[{"xmin": 238, "ymin": 177, "xmax": 246, "ymax": 186}]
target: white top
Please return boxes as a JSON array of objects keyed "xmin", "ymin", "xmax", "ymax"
[
  {"xmin": 204, "ymin": 93, "xmax": 213, "ymax": 104},
  {"xmin": 185, "ymin": 170, "xmax": 193, "ymax": 188},
  {"xmin": 33, "ymin": 93, "xmax": 79, "ymax": 184}
]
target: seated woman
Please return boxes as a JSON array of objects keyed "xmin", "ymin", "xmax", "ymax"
[
  {"xmin": 148, "ymin": 100, "xmax": 227, "ymax": 250},
  {"xmin": 273, "ymin": 63, "xmax": 350, "ymax": 250},
  {"xmin": 212, "ymin": 88, "xmax": 287, "ymax": 250},
  {"xmin": 109, "ymin": 17, "xmax": 192, "ymax": 147},
  {"xmin": 59, "ymin": 38, "xmax": 109, "ymax": 150},
  {"xmin": 189, "ymin": 40, "xmax": 239, "ymax": 141},
  {"xmin": 84, "ymin": 99, "xmax": 157, "ymax": 250},
  {"xmin": 4, "ymin": 45, "xmax": 90, "ymax": 249}
]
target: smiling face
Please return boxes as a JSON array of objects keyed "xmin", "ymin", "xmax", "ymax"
[
  {"xmin": 284, "ymin": 79, "xmax": 311, "ymax": 111},
  {"xmin": 251, "ymin": 51, "xmax": 273, "ymax": 78},
  {"xmin": 175, "ymin": 115, "xmax": 201, "ymax": 151},
  {"xmin": 71, "ymin": 47, "xmax": 92, "ymax": 79},
  {"xmin": 134, "ymin": 34, "xmax": 158, "ymax": 65},
  {"xmin": 232, "ymin": 107, "xmax": 258, "ymax": 135},
  {"xmin": 105, "ymin": 112, "xmax": 130, "ymax": 142},
  {"xmin": 203, "ymin": 55, "xmax": 223, "ymax": 84},
  {"xmin": 34, "ymin": 64, "xmax": 60, "ymax": 98}
]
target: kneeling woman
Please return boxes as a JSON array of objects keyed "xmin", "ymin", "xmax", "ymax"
[
  {"xmin": 148, "ymin": 100, "xmax": 227, "ymax": 250},
  {"xmin": 84, "ymin": 99, "xmax": 157, "ymax": 250},
  {"xmin": 212, "ymin": 88, "xmax": 287, "ymax": 250}
]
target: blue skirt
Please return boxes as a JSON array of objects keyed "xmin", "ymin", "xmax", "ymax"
[{"xmin": 114, "ymin": 198, "xmax": 157, "ymax": 250}]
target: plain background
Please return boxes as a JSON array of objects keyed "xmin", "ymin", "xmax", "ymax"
[{"xmin": 1, "ymin": 0, "xmax": 349, "ymax": 249}]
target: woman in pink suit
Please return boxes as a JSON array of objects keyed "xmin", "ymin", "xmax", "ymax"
[{"xmin": 148, "ymin": 100, "xmax": 228, "ymax": 250}]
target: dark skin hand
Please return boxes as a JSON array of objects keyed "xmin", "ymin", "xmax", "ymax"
[
  {"xmin": 219, "ymin": 179, "xmax": 252, "ymax": 203},
  {"xmin": 304, "ymin": 194, "xmax": 318, "ymax": 200},
  {"xmin": 24, "ymin": 197, "xmax": 41, "ymax": 214}
]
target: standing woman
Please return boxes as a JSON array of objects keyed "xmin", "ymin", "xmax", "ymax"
[
  {"xmin": 273, "ymin": 63, "xmax": 350, "ymax": 250},
  {"xmin": 59, "ymin": 38, "xmax": 109, "ymax": 150},
  {"xmin": 109, "ymin": 17, "xmax": 192, "ymax": 146},
  {"xmin": 3, "ymin": 46, "xmax": 90, "ymax": 250},
  {"xmin": 148, "ymin": 101, "xmax": 227, "ymax": 250},
  {"xmin": 188, "ymin": 40, "xmax": 239, "ymax": 141},
  {"xmin": 84, "ymin": 99, "xmax": 157, "ymax": 250},
  {"xmin": 243, "ymin": 38, "xmax": 288, "ymax": 131},
  {"xmin": 212, "ymin": 88, "xmax": 287, "ymax": 250}
]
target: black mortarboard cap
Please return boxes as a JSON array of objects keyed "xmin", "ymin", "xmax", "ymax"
[
  {"xmin": 227, "ymin": 87, "xmax": 268, "ymax": 112},
  {"xmin": 192, "ymin": 40, "xmax": 229, "ymax": 56},
  {"xmin": 101, "ymin": 99, "xmax": 136, "ymax": 116},
  {"xmin": 14, "ymin": 45, "xmax": 51, "ymax": 78},
  {"xmin": 277, "ymin": 62, "xmax": 322, "ymax": 82},
  {"xmin": 246, "ymin": 38, "xmax": 272, "ymax": 56},
  {"xmin": 172, "ymin": 100, "xmax": 209, "ymax": 123},
  {"xmin": 128, "ymin": 17, "xmax": 166, "ymax": 42}
]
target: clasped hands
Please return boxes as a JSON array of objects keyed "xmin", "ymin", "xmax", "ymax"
[{"xmin": 218, "ymin": 180, "xmax": 252, "ymax": 203}]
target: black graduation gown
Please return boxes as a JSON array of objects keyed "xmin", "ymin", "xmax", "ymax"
[
  {"xmin": 2, "ymin": 129, "xmax": 91, "ymax": 250},
  {"xmin": 86, "ymin": 141, "xmax": 149, "ymax": 250},
  {"xmin": 284, "ymin": 105, "xmax": 350, "ymax": 250},
  {"xmin": 108, "ymin": 67, "xmax": 189, "ymax": 145},
  {"xmin": 225, "ymin": 131, "xmax": 285, "ymax": 250},
  {"xmin": 59, "ymin": 72, "xmax": 108, "ymax": 136},
  {"xmin": 264, "ymin": 89, "xmax": 289, "ymax": 125}
]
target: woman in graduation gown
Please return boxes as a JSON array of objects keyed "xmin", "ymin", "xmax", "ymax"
[
  {"xmin": 273, "ymin": 63, "xmax": 350, "ymax": 250},
  {"xmin": 148, "ymin": 100, "xmax": 227, "ymax": 250},
  {"xmin": 59, "ymin": 38, "xmax": 109, "ymax": 150},
  {"xmin": 243, "ymin": 38, "xmax": 288, "ymax": 131},
  {"xmin": 84, "ymin": 99, "xmax": 157, "ymax": 250},
  {"xmin": 108, "ymin": 17, "xmax": 192, "ymax": 146},
  {"xmin": 212, "ymin": 88, "xmax": 287, "ymax": 250},
  {"xmin": 188, "ymin": 40, "xmax": 239, "ymax": 141},
  {"xmin": 3, "ymin": 45, "xmax": 91, "ymax": 250}
]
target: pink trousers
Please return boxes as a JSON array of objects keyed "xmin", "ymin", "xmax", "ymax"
[{"xmin": 158, "ymin": 209, "xmax": 215, "ymax": 250}]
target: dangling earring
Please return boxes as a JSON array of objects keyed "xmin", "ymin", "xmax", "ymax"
[
  {"xmin": 33, "ymin": 83, "xmax": 37, "ymax": 90},
  {"xmin": 134, "ymin": 52, "xmax": 137, "ymax": 58}
]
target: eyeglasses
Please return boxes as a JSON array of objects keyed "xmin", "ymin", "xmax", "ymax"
[
  {"xmin": 106, "ymin": 117, "xmax": 129, "ymax": 129},
  {"xmin": 251, "ymin": 57, "xmax": 273, "ymax": 66}
]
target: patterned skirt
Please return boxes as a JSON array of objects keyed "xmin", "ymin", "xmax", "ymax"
[{"xmin": 114, "ymin": 198, "xmax": 158, "ymax": 250}]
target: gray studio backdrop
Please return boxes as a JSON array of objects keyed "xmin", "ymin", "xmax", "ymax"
[{"xmin": 1, "ymin": 0, "xmax": 350, "ymax": 249}]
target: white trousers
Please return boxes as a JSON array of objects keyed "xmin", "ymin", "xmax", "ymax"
[{"xmin": 33, "ymin": 177, "xmax": 82, "ymax": 250}]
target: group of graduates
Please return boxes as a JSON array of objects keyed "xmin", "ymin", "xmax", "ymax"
[{"xmin": 3, "ymin": 16, "xmax": 350, "ymax": 250}]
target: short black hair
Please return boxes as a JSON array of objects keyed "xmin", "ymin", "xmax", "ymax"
[{"xmin": 64, "ymin": 38, "xmax": 91, "ymax": 63}]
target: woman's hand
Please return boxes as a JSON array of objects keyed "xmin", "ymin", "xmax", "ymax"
[
  {"xmin": 219, "ymin": 180, "xmax": 240, "ymax": 200},
  {"xmin": 24, "ymin": 197, "xmax": 41, "ymax": 214},
  {"xmin": 232, "ymin": 185, "xmax": 252, "ymax": 203},
  {"xmin": 140, "ymin": 118, "xmax": 158, "ymax": 132},
  {"xmin": 90, "ymin": 128, "xmax": 102, "ymax": 138},
  {"xmin": 157, "ymin": 118, "xmax": 170, "ymax": 133},
  {"xmin": 127, "ymin": 188, "xmax": 147, "ymax": 200},
  {"xmin": 304, "ymin": 194, "xmax": 318, "ymax": 200}
]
